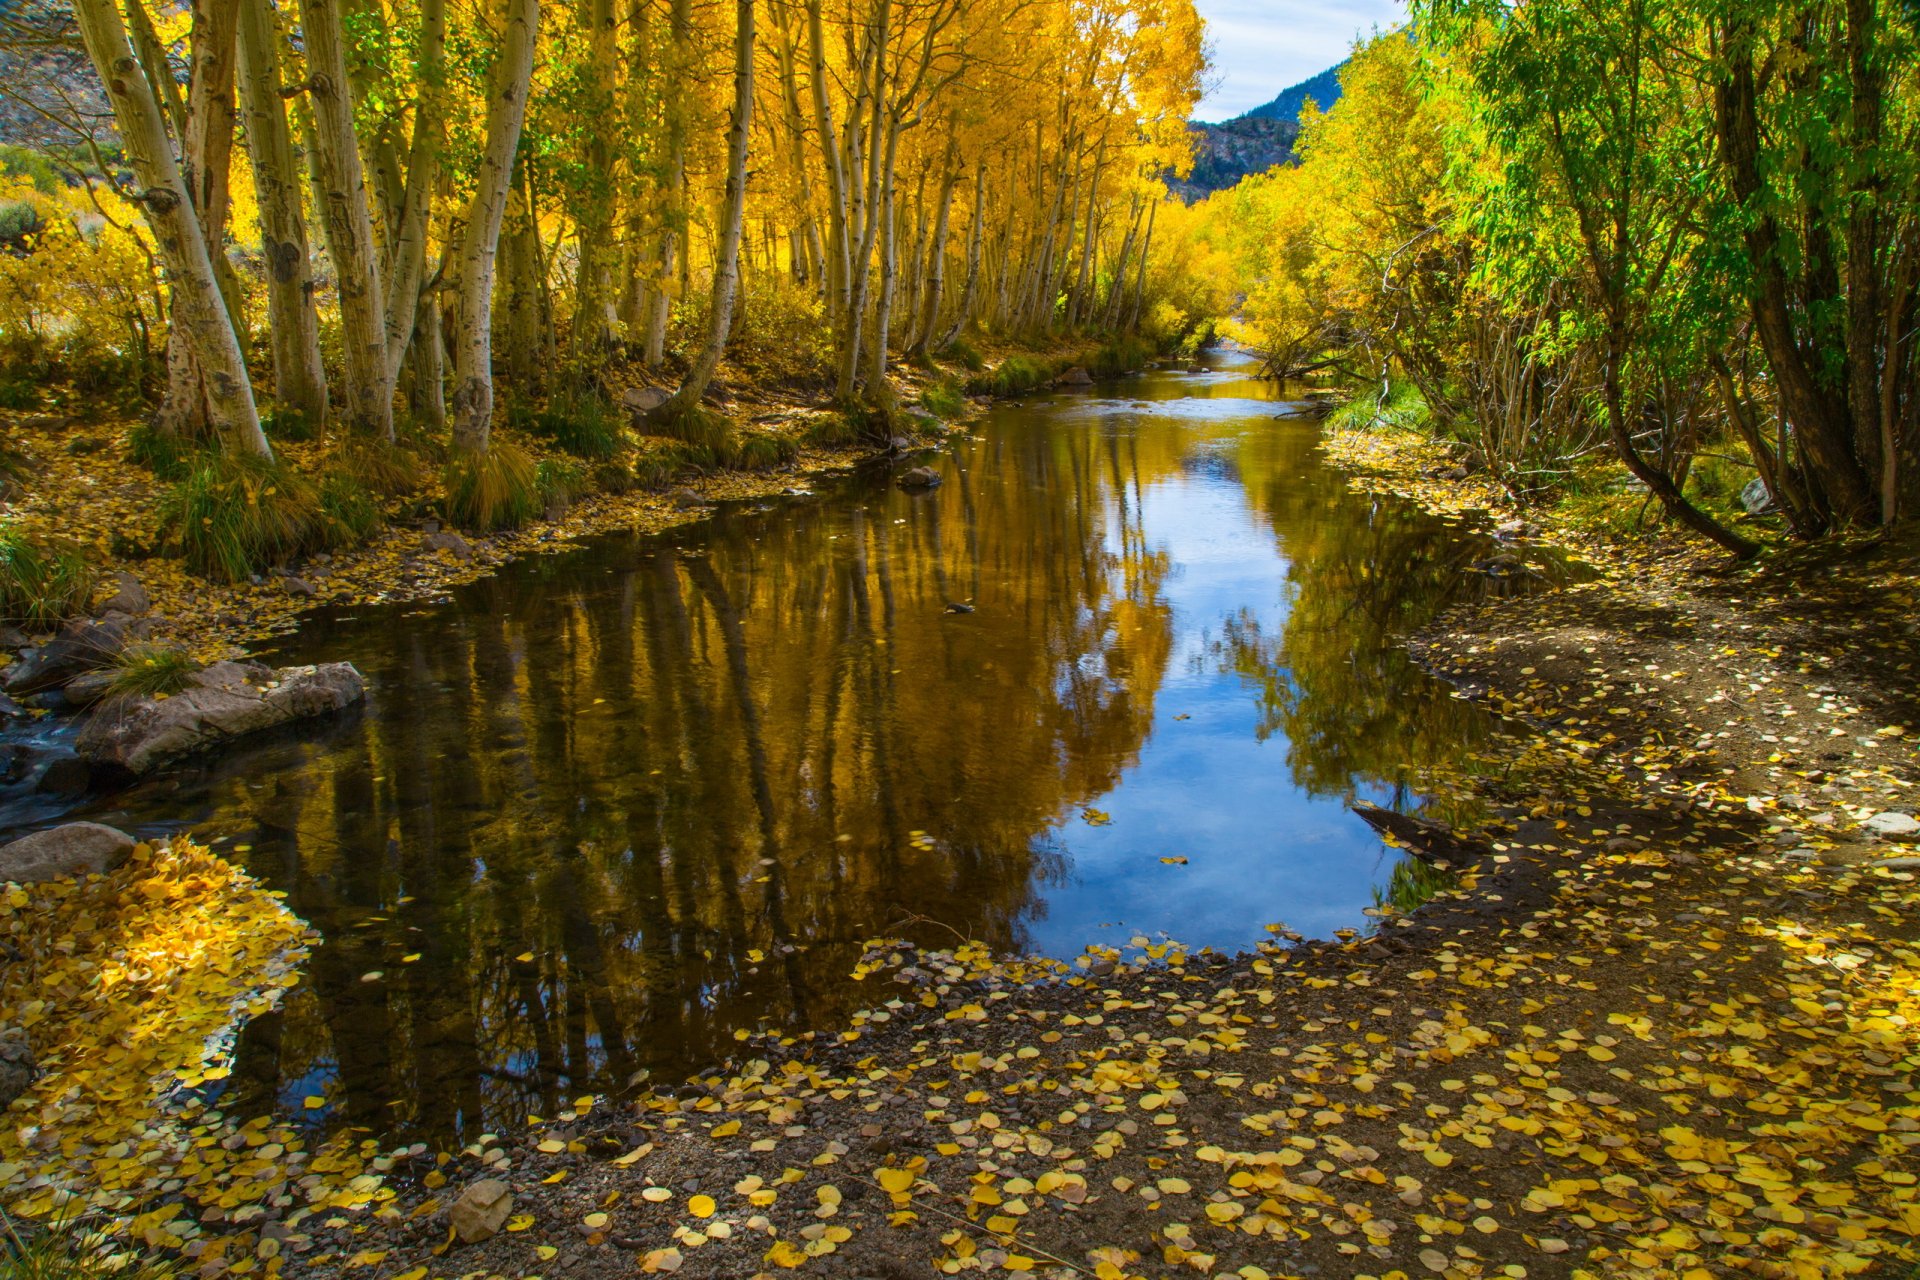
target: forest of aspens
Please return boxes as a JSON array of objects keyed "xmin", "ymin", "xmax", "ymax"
[{"xmin": 0, "ymin": 0, "xmax": 1917, "ymax": 1276}]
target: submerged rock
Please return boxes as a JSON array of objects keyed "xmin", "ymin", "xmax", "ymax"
[
  {"xmin": 75, "ymin": 661, "xmax": 366, "ymax": 776},
  {"xmin": 0, "ymin": 821, "xmax": 135, "ymax": 884},
  {"xmin": 899, "ymin": 466, "xmax": 942, "ymax": 490}
]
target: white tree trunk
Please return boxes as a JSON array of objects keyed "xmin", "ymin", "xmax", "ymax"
[
  {"xmin": 236, "ymin": 0, "xmax": 328, "ymax": 427},
  {"xmin": 663, "ymin": 0, "xmax": 755, "ymax": 415},
  {"xmin": 449, "ymin": 0, "xmax": 540, "ymax": 452},
  {"xmin": 74, "ymin": 0, "xmax": 270, "ymax": 458}
]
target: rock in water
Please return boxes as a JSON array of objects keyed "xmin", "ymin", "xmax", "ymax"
[
  {"xmin": 0, "ymin": 1027, "xmax": 35, "ymax": 1106},
  {"xmin": 1350, "ymin": 801, "xmax": 1490, "ymax": 870},
  {"xmin": 0, "ymin": 822, "xmax": 135, "ymax": 884},
  {"xmin": 75, "ymin": 661, "xmax": 366, "ymax": 776},
  {"xmin": 1056, "ymin": 366, "xmax": 1093, "ymax": 386},
  {"xmin": 899, "ymin": 466, "xmax": 942, "ymax": 489},
  {"xmin": 449, "ymin": 1179, "xmax": 514, "ymax": 1243}
]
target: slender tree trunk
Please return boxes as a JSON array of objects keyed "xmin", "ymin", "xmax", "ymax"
[
  {"xmin": 663, "ymin": 0, "xmax": 755, "ymax": 416},
  {"xmin": 449, "ymin": 0, "xmax": 540, "ymax": 452},
  {"xmin": 643, "ymin": 0, "xmax": 693, "ymax": 368},
  {"xmin": 75, "ymin": 0, "xmax": 269, "ymax": 458},
  {"xmin": 936, "ymin": 163, "xmax": 985, "ymax": 349},
  {"xmin": 906, "ymin": 151, "xmax": 958, "ymax": 357},
  {"xmin": 301, "ymin": 0, "xmax": 393, "ymax": 438},
  {"xmin": 1126, "ymin": 197, "xmax": 1154, "ymax": 331},
  {"xmin": 236, "ymin": 0, "xmax": 327, "ymax": 427},
  {"xmin": 379, "ymin": 0, "xmax": 445, "ymax": 392},
  {"xmin": 572, "ymin": 0, "xmax": 620, "ymax": 358}
]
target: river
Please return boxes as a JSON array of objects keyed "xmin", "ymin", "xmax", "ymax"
[{"xmin": 7, "ymin": 348, "xmax": 1576, "ymax": 1141}]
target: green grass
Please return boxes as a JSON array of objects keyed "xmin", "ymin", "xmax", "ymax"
[
  {"xmin": 521, "ymin": 390, "xmax": 626, "ymax": 460},
  {"xmin": 330, "ymin": 438, "xmax": 422, "ymax": 498},
  {"xmin": 0, "ymin": 380, "xmax": 40, "ymax": 411},
  {"xmin": 939, "ymin": 338, "xmax": 985, "ymax": 372},
  {"xmin": 1370, "ymin": 854, "xmax": 1457, "ymax": 918},
  {"xmin": 536, "ymin": 457, "xmax": 589, "ymax": 509},
  {"xmin": 442, "ymin": 441, "xmax": 539, "ymax": 532},
  {"xmin": 158, "ymin": 452, "xmax": 332, "ymax": 582},
  {"xmin": 917, "ymin": 378, "xmax": 965, "ymax": 420},
  {"xmin": 318, "ymin": 471, "xmax": 384, "ymax": 543},
  {"xmin": 0, "ymin": 527, "xmax": 95, "ymax": 630},
  {"xmin": 645, "ymin": 401, "xmax": 739, "ymax": 455},
  {"xmin": 105, "ymin": 643, "xmax": 201, "ymax": 700},
  {"xmin": 966, "ymin": 355, "xmax": 1051, "ymax": 398},
  {"xmin": 731, "ymin": 431, "xmax": 803, "ymax": 471},
  {"xmin": 1087, "ymin": 335, "xmax": 1155, "ymax": 379},
  {"xmin": 592, "ymin": 458, "xmax": 638, "ymax": 494},
  {"xmin": 1325, "ymin": 379, "xmax": 1431, "ymax": 435},
  {"xmin": 124, "ymin": 423, "xmax": 200, "ymax": 482}
]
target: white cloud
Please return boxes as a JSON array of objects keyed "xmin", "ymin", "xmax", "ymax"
[{"xmin": 1192, "ymin": 0, "xmax": 1408, "ymax": 121}]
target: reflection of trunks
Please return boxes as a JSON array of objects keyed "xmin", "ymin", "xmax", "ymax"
[{"xmin": 56, "ymin": 372, "xmax": 1562, "ymax": 1143}]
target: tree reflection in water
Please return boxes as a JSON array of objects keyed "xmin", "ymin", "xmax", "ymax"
[{"xmin": 70, "ymin": 356, "xmax": 1575, "ymax": 1141}]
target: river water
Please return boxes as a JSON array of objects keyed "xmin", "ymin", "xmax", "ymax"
[{"xmin": 15, "ymin": 349, "xmax": 1575, "ymax": 1140}]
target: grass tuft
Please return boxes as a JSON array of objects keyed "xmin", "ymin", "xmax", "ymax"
[
  {"xmin": 939, "ymin": 338, "xmax": 985, "ymax": 371},
  {"xmin": 522, "ymin": 390, "xmax": 626, "ymax": 460},
  {"xmin": 0, "ymin": 1210, "xmax": 178, "ymax": 1280},
  {"xmin": 536, "ymin": 457, "xmax": 589, "ymax": 511},
  {"xmin": 0, "ymin": 527, "xmax": 95, "ymax": 630},
  {"xmin": 318, "ymin": 471, "xmax": 384, "ymax": 543},
  {"xmin": 105, "ymin": 643, "xmax": 201, "ymax": 700},
  {"xmin": 731, "ymin": 431, "xmax": 802, "ymax": 471},
  {"xmin": 442, "ymin": 442, "xmax": 539, "ymax": 532},
  {"xmin": 125, "ymin": 423, "xmax": 200, "ymax": 482},
  {"xmin": 966, "ymin": 355, "xmax": 1050, "ymax": 398},
  {"xmin": 260, "ymin": 407, "xmax": 315, "ymax": 443},
  {"xmin": 158, "ymin": 453, "xmax": 330, "ymax": 582}
]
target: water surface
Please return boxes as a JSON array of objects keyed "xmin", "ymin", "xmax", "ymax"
[{"xmin": 22, "ymin": 351, "xmax": 1571, "ymax": 1140}]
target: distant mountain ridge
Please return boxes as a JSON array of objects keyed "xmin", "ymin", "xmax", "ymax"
[{"xmin": 1171, "ymin": 62, "xmax": 1347, "ymax": 202}]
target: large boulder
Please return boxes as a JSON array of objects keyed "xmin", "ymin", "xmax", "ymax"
[
  {"xmin": 2, "ymin": 617, "xmax": 138, "ymax": 696},
  {"xmin": 0, "ymin": 822, "xmax": 135, "ymax": 884},
  {"xmin": 75, "ymin": 661, "xmax": 366, "ymax": 776},
  {"xmin": 1055, "ymin": 366, "xmax": 1093, "ymax": 387},
  {"xmin": 622, "ymin": 385, "xmax": 671, "ymax": 419}
]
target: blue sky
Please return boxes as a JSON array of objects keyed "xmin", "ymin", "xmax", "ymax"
[{"xmin": 1193, "ymin": 0, "xmax": 1408, "ymax": 121}]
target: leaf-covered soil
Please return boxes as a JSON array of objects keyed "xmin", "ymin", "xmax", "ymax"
[{"xmin": 10, "ymin": 417, "xmax": 1920, "ymax": 1280}]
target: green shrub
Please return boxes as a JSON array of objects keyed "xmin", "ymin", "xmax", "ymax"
[
  {"xmin": 0, "ymin": 200, "xmax": 43, "ymax": 250},
  {"xmin": 443, "ymin": 441, "xmax": 539, "ymax": 531},
  {"xmin": 526, "ymin": 390, "xmax": 625, "ymax": 459},
  {"xmin": 967, "ymin": 355, "xmax": 1050, "ymax": 398},
  {"xmin": 1088, "ymin": 335, "xmax": 1154, "ymax": 379},
  {"xmin": 536, "ymin": 457, "xmax": 588, "ymax": 510},
  {"xmin": 0, "ymin": 527, "xmax": 95, "ymax": 629},
  {"xmin": 106, "ymin": 643, "xmax": 201, "ymax": 700},
  {"xmin": 731, "ymin": 431, "xmax": 802, "ymax": 471},
  {"xmin": 646, "ymin": 401, "xmax": 738, "ymax": 455},
  {"xmin": 918, "ymin": 378, "xmax": 965, "ymax": 420},
  {"xmin": 1555, "ymin": 484, "xmax": 1655, "ymax": 541},
  {"xmin": 159, "ymin": 452, "xmax": 329, "ymax": 582},
  {"xmin": 592, "ymin": 458, "xmax": 638, "ymax": 494},
  {"xmin": 0, "ymin": 379, "xmax": 39, "ymax": 410},
  {"xmin": 318, "ymin": 470, "xmax": 384, "ymax": 542},
  {"xmin": 939, "ymin": 338, "xmax": 984, "ymax": 371},
  {"xmin": 803, "ymin": 413, "xmax": 866, "ymax": 448},
  {"xmin": 125, "ymin": 423, "xmax": 199, "ymax": 481}
]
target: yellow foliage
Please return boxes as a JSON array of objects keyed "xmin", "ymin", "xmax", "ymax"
[{"xmin": 0, "ymin": 176, "xmax": 163, "ymax": 381}]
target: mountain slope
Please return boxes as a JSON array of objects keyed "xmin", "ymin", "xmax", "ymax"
[{"xmin": 1174, "ymin": 63, "xmax": 1346, "ymax": 201}]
